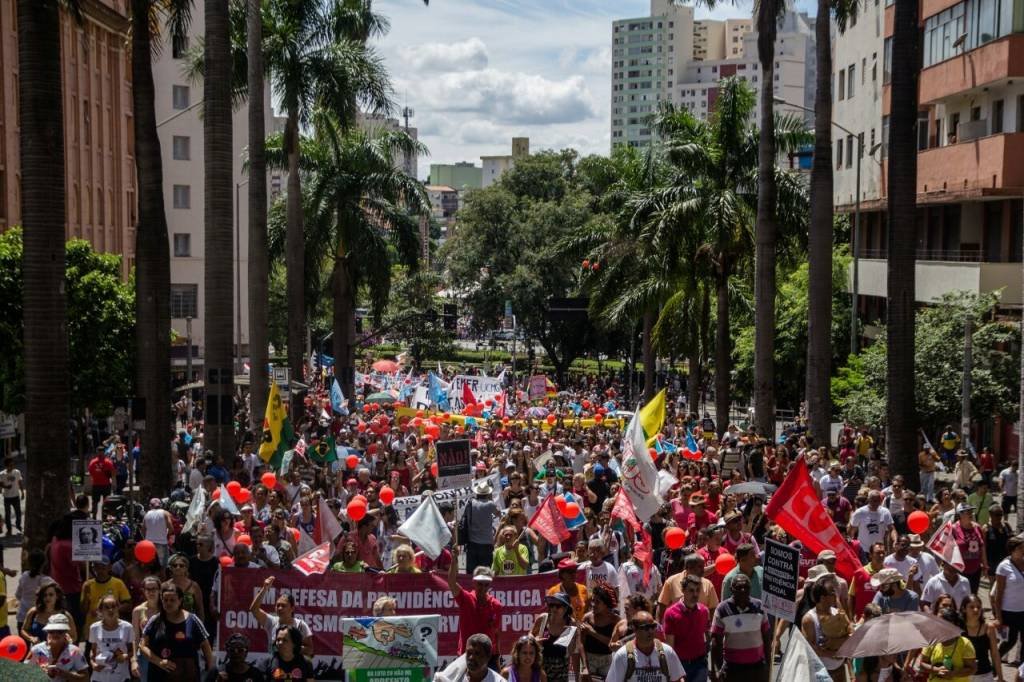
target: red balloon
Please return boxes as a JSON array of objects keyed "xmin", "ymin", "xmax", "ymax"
[
  {"xmin": 363, "ymin": 405, "xmax": 372, "ymax": 413},
  {"xmin": 416, "ymin": 410, "xmax": 425, "ymax": 419},
  {"xmin": 135, "ymin": 540, "xmax": 157, "ymax": 564},
  {"xmin": 236, "ymin": 488, "xmax": 252, "ymax": 504},
  {"xmin": 555, "ymin": 495, "xmax": 568, "ymax": 515},
  {"xmin": 546, "ymin": 414, "xmax": 556, "ymax": 425},
  {"xmin": 430, "ymin": 462, "xmax": 439, "ymax": 477},
  {"xmin": 226, "ymin": 481, "xmax": 242, "ymax": 497},
  {"xmin": 0, "ymin": 634, "xmax": 27, "ymax": 661},
  {"xmin": 582, "ymin": 400, "xmax": 591, "ymax": 409},
  {"xmin": 346, "ymin": 454, "xmax": 359, "ymax": 469},
  {"xmin": 442, "ymin": 413, "xmax": 451, "ymax": 421},
  {"xmin": 352, "ymin": 494, "xmax": 367, "ymax": 506},
  {"xmin": 212, "ymin": 488, "xmax": 221, "ymax": 500},
  {"xmin": 591, "ymin": 262, "xmax": 600, "ymax": 271},
  {"xmin": 716, "ymin": 553, "xmax": 738, "ymax": 575},
  {"xmin": 908, "ymin": 510, "xmax": 931, "ymax": 534},
  {"xmin": 665, "ymin": 527, "xmax": 686, "ymax": 550},
  {"xmin": 412, "ymin": 417, "xmax": 423, "ymax": 428},
  {"xmin": 582, "ymin": 259, "xmax": 591, "ymax": 269},
  {"xmin": 594, "ymin": 413, "xmax": 604, "ymax": 423},
  {"xmin": 237, "ymin": 534, "xmax": 252, "ymax": 546},
  {"xmin": 502, "ymin": 417, "xmax": 510, "ymax": 425},
  {"xmin": 261, "ymin": 472, "xmax": 277, "ymax": 489},
  {"xmin": 485, "ymin": 400, "xmax": 493, "ymax": 408},
  {"xmin": 563, "ymin": 502, "xmax": 580, "ymax": 519},
  {"xmin": 357, "ymin": 422, "xmax": 367, "ymax": 433},
  {"xmin": 219, "ymin": 555, "xmax": 235, "ymax": 568},
  {"xmin": 347, "ymin": 499, "xmax": 367, "ymax": 521},
  {"xmin": 380, "ymin": 486, "xmax": 395, "ymax": 505}
]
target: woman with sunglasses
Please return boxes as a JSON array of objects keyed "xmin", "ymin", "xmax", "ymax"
[
  {"xmin": 218, "ymin": 633, "xmax": 266, "ymax": 682},
  {"xmin": 164, "ymin": 552, "xmax": 205, "ymax": 622},
  {"xmin": 131, "ymin": 576, "xmax": 161, "ymax": 680},
  {"xmin": 89, "ymin": 594, "xmax": 138, "ymax": 682},
  {"xmin": 21, "ymin": 582, "xmax": 77, "ymax": 647},
  {"xmin": 139, "ymin": 583, "xmax": 214, "ymax": 681},
  {"xmin": 502, "ymin": 634, "xmax": 546, "ymax": 682},
  {"xmin": 530, "ymin": 592, "xmax": 580, "ymax": 682}
]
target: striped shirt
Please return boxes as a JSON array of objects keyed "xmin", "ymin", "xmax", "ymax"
[{"xmin": 711, "ymin": 598, "xmax": 769, "ymax": 665}]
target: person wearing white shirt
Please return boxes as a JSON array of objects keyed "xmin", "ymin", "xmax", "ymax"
[
  {"xmin": 850, "ymin": 491, "xmax": 895, "ymax": 555},
  {"xmin": 818, "ymin": 463, "xmax": 844, "ymax": 499},
  {"xmin": 606, "ymin": 610, "xmax": 685, "ymax": 682},
  {"xmin": 993, "ymin": 537, "xmax": 1024, "ymax": 662},
  {"xmin": 907, "ymin": 535, "xmax": 941, "ymax": 587},
  {"xmin": 883, "ymin": 535, "xmax": 920, "ymax": 589},
  {"xmin": 1000, "ymin": 463, "xmax": 1019, "ymax": 516},
  {"xmin": 580, "ymin": 539, "xmax": 618, "ymax": 589},
  {"xmin": 617, "ymin": 556, "xmax": 663, "ymax": 606},
  {"xmin": 434, "ymin": 634, "xmax": 505, "ymax": 682},
  {"xmin": 921, "ymin": 561, "xmax": 972, "ymax": 609}
]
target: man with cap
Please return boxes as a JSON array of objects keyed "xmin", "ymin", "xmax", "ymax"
[
  {"xmin": 906, "ymin": 533, "xmax": 940, "ymax": 586},
  {"xmin": 952, "ymin": 502, "xmax": 987, "ymax": 592},
  {"xmin": 721, "ymin": 511, "xmax": 757, "ymax": 555},
  {"xmin": 464, "ymin": 478, "xmax": 501, "ymax": 574},
  {"xmin": 815, "ymin": 550, "xmax": 850, "ymax": 615},
  {"xmin": 870, "ymin": 567, "xmax": 919, "ymax": 613},
  {"xmin": 27, "ymin": 614, "xmax": 88, "ymax": 680},
  {"xmin": 448, "ymin": 546, "xmax": 503, "ymax": 665},
  {"xmin": 824, "ymin": 488, "xmax": 853, "ymax": 527},
  {"xmin": 686, "ymin": 494, "xmax": 718, "ymax": 535},
  {"xmin": 921, "ymin": 558, "xmax": 972, "ymax": 609},
  {"xmin": 548, "ymin": 557, "xmax": 589, "ymax": 622}
]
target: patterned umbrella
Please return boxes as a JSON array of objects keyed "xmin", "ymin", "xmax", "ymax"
[{"xmin": 836, "ymin": 611, "xmax": 963, "ymax": 657}]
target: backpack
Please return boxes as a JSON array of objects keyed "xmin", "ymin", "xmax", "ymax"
[{"xmin": 624, "ymin": 639, "xmax": 670, "ymax": 681}]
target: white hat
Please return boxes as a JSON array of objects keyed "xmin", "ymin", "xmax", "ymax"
[
  {"xmin": 43, "ymin": 613, "xmax": 72, "ymax": 632},
  {"xmin": 472, "ymin": 479, "xmax": 494, "ymax": 496}
]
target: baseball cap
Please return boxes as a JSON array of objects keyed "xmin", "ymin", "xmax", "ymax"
[
  {"xmin": 472, "ymin": 567, "xmax": 494, "ymax": 583},
  {"xmin": 817, "ymin": 549, "xmax": 837, "ymax": 562}
]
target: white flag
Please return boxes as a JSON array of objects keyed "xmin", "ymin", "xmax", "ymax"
[
  {"xmin": 182, "ymin": 487, "xmax": 208, "ymax": 536},
  {"xmin": 619, "ymin": 412, "xmax": 663, "ymax": 522},
  {"xmin": 777, "ymin": 627, "xmax": 832, "ymax": 682},
  {"xmin": 397, "ymin": 493, "xmax": 452, "ymax": 560},
  {"xmin": 216, "ymin": 485, "xmax": 240, "ymax": 516},
  {"xmin": 657, "ymin": 469, "xmax": 678, "ymax": 499},
  {"xmin": 296, "ymin": 526, "xmax": 317, "ymax": 555},
  {"xmin": 318, "ymin": 497, "xmax": 343, "ymax": 545}
]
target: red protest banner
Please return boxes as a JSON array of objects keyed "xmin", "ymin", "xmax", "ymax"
[
  {"xmin": 292, "ymin": 542, "xmax": 332, "ymax": 576},
  {"xmin": 765, "ymin": 457, "xmax": 868, "ymax": 582},
  {"xmin": 217, "ymin": 568, "xmax": 556, "ymax": 676}
]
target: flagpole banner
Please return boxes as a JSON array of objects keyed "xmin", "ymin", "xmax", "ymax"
[
  {"xmin": 448, "ymin": 375, "xmax": 503, "ymax": 413},
  {"xmin": 342, "ymin": 614, "xmax": 440, "ymax": 668},
  {"xmin": 765, "ymin": 458, "xmax": 866, "ymax": 582},
  {"xmin": 217, "ymin": 568, "xmax": 555, "ymax": 677},
  {"xmin": 619, "ymin": 412, "xmax": 663, "ymax": 521},
  {"xmin": 761, "ymin": 538, "xmax": 801, "ymax": 622},
  {"xmin": 528, "ymin": 375, "xmax": 548, "ymax": 402},
  {"xmin": 435, "ymin": 439, "xmax": 473, "ymax": 490}
]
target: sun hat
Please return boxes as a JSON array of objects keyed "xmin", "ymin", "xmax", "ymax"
[
  {"xmin": 472, "ymin": 566, "xmax": 494, "ymax": 583},
  {"xmin": 43, "ymin": 614, "xmax": 72, "ymax": 632},
  {"xmin": 870, "ymin": 568, "xmax": 903, "ymax": 588}
]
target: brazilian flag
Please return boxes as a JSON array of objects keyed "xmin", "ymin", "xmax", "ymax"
[{"xmin": 309, "ymin": 434, "xmax": 338, "ymax": 465}]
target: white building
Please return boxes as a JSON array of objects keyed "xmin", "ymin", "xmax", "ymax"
[
  {"xmin": 480, "ymin": 137, "xmax": 529, "ymax": 188},
  {"xmin": 153, "ymin": 0, "xmax": 282, "ymax": 378}
]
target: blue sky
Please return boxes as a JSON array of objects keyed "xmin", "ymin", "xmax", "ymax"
[{"xmin": 373, "ymin": 0, "xmax": 815, "ymax": 178}]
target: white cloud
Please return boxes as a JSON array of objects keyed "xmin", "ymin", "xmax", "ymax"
[
  {"xmin": 458, "ymin": 120, "xmax": 507, "ymax": 145},
  {"xmin": 397, "ymin": 37, "xmax": 489, "ymax": 73}
]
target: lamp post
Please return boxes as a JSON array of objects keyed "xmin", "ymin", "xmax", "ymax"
[
  {"xmin": 235, "ymin": 179, "xmax": 250, "ymax": 375},
  {"xmin": 773, "ymin": 97, "xmax": 881, "ymax": 356}
]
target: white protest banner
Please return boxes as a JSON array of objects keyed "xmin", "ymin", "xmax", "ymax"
[
  {"xmin": 72, "ymin": 520, "xmax": 104, "ymax": 562},
  {"xmin": 342, "ymin": 614, "xmax": 440, "ymax": 669},
  {"xmin": 448, "ymin": 374, "xmax": 503, "ymax": 413},
  {"xmin": 393, "ymin": 487, "xmax": 472, "ymax": 523},
  {"xmin": 435, "ymin": 439, "xmax": 472, "ymax": 490}
]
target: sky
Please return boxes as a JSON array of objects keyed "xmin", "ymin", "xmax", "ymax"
[{"xmin": 373, "ymin": 0, "xmax": 815, "ymax": 179}]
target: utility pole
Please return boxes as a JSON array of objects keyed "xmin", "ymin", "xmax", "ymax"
[
  {"xmin": 186, "ymin": 316, "xmax": 194, "ymax": 423},
  {"xmin": 961, "ymin": 312, "xmax": 972, "ymax": 451}
]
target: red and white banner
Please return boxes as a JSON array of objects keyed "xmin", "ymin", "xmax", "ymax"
[
  {"xmin": 292, "ymin": 542, "xmax": 332, "ymax": 576},
  {"xmin": 765, "ymin": 458, "xmax": 867, "ymax": 582},
  {"xmin": 926, "ymin": 521, "xmax": 966, "ymax": 570},
  {"xmin": 217, "ymin": 568, "xmax": 556, "ymax": 677}
]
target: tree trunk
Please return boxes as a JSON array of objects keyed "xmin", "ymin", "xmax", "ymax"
[
  {"xmin": 805, "ymin": 0, "xmax": 834, "ymax": 447},
  {"xmin": 886, "ymin": 0, "xmax": 920, "ymax": 489},
  {"xmin": 688, "ymin": 287, "xmax": 709, "ymax": 414},
  {"xmin": 247, "ymin": 0, "xmax": 269, "ymax": 432},
  {"xmin": 714, "ymin": 274, "xmax": 731, "ymax": 439},
  {"xmin": 20, "ymin": 0, "xmax": 69, "ymax": 547},
  {"xmin": 753, "ymin": 4, "xmax": 779, "ymax": 440},
  {"xmin": 333, "ymin": 254, "xmax": 357, "ymax": 403},
  {"xmin": 285, "ymin": 111, "xmax": 306, "ymax": 419},
  {"xmin": 132, "ymin": 0, "xmax": 172, "ymax": 500},
  {"xmin": 642, "ymin": 309, "xmax": 656, "ymax": 402},
  {"xmin": 203, "ymin": 0, "xmax": 236, "ymax": 460}
]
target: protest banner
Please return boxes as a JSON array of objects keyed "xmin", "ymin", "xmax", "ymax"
[
  {"xmin": 392, "ymin": 487, "xmax": 472, "ymax": 523},
  {"xmin": 762, "ymin": 538, "xmax": 801, "ymax": 622},
  {"xmin": 435, "ymin": 439, "xmax": 472, "ymax": 490},
  {"xmin": 72, "ymin": 520, "xmax": 104, "ymax": 562},
  {"xmin": 217, "ymin": 568, "xmax": 554, "ymax": 677},
  {"xmin": 528, "ymin": 375, "xmax": 548, "ymax": 402},
  {"xmin": 447, "ymin": 375, "xmax": 503, "ymax": 413},
  {"xmin": 342, "ymin": 614, "xmax": 439, "ymax": 674}
]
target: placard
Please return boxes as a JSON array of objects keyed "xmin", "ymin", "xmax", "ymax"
[
  {"xmin": 762, "ymin": 537, "xmax": 800, "ymax": 622},
  {"xmin": 435, "ymin": 439, "xmax": 472, "ymax": 490},
  {"xmin": 528, "ymin": 375, "xmax": 548, "ymax": 401},
  {"xmin": 72, "ymin": 520, "xmax": 104, "ymax": 562},
  {"xmin": 342, "ymin": 614, "xmax": 439, "ymax": 668},
  {"xmin": 447, "ymin": 375, "xmax": 503, "ymax": 413}
]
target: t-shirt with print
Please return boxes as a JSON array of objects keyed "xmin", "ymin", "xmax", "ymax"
[
  {"xmin": 0, "ymin": 468, "xmax": 22, "ymax": 499},
  {"xmin": 27, "ymin": 641, "xmax": 89, "ymax": 672},
  {"xmin": 580, "ymin": 560, "xmax": 617, "ymax": 590},
  {"xmin": 491, "ymin": 544, "xmax": 529, "ymax": 576},
  {"xmin": 606, "ymin": 641, "xmax": 686, "ymax": 682},
  {"xmin": 849, "ymin": 506, "xmax": 894, "ymax": 549},
  {"xmin": 710, "ymin": 598, "xmax": 770, "ymax": 664},
  {"xmin": 263, "ymin": 614, "xmax": 313, "ymax": 655},
  {"xmin": 88, "ymin": 619, "xmax": 135, "ymax": 682},
  {"xmin": 265, "ymin": 654, "xmax": 314, "ymax": 681}
]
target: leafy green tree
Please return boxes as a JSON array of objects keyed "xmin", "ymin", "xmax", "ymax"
[
  {"xmin": 0, "ymin": 230, "xmax": 134, "ymax": 417},
  {"xmin": 382, "ymin": 269, "xmax": 454, "ymax": 366}
]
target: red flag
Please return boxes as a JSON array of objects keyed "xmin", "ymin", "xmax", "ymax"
[
  {"xmin": 765, "ymin": 457, "xmax": 867, "ymax": 582},
  {"xmin": 610, "ymin": 487, "xmax": 642, "ymax": 532},
  {"xmin": 633, "ymin": 527, "xmax": 653, "ymax": 586},
  {"xmin": 315, "ymin": 497, "xmax": 343, "ymax": 546},
  {"xmin": 292, "ymin": 541, "xmax": 332, "ymax": 576},
  {"xmin": 528, "ymin": 494, "xmax": 571, "ymax": 545},
  {"xmin": 462, "ymin": 383, "xmax": 478, "ymax": 407}
]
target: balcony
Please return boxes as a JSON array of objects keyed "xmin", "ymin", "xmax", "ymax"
[
  {"xmin": 917, "ymin": 133, "xmax": 1024, "ymax": 198},
  {"xmin": 849, "ymin": 257, "xmax": 1023, "ymax": 306},
  {"xmin": 919, "ymin": 34, "xmax": 1024, "ymax": 105}
]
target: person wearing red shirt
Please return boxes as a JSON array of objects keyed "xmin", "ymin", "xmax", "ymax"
[
  {"xmin": 87, "ymin": 446, "xmax": 115, "ymax": 517},
  {"xmin": 686, "ymin": 494, "xmax": 718, "ymax": 535},
  {"xmin": 448, "ymin": 546, "xmax": 503, "ymax": 665},
  {"xmin": 344, "ymin": 516, "xmax": 382, "ymax": 570},
  {"xmin": 663, "ymin": 574, "xmax": 711, "ymax": 682},
  {"xmin": 979, "ymin": 447, "xmax": 995, "ymax": 486},
  {"xmin": 696, "ymin": 526, "xmax": 728, "ymax": 597},
  {"xmin": 851, "ymin": 542, "xmax": 886, "ymax": 618}
]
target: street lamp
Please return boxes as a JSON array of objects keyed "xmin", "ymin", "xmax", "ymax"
[
  {"xmin": 774, "ymin": 96, "xmax": 881, "ymax": 356},
  {"xmin": 235, "ymin": 179, "xmax": 250, "ymax": 376}
]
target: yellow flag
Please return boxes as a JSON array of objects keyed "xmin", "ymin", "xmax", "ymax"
[
  {"xmin": 638, "ymin": 388, "xmax": 667, "ymax": 445},
  {"xmin": 258, "ymin": 383, "xmax": 288, "ymax": 465}
]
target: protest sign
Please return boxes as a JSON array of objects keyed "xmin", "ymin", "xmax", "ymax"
[
  {"xmin": 342, "ymin": 614, "xmax": 439, "ymax": 669},
  {"xmin": 293, "ymin": 542, "xmax": 333, "ymax": 576},
  {"xmin": 528, "ymin": 375, "xmax": 548, "ymax": 402},
  {"xmin": 72, "ymin": 520, "xmax": 104, "ymax": 562},
  {"xmin": 762, "ymin": 538, "xmax": 801, "ymax": 622},
  {"xmin": 217, "ymin": 568, "xmax": 554, "ymax": 677},
  {"xmin": 447, "ymin": 375, "xmax": 503, "ymax": 413},
  {"xmin": 435, "ymin": 439, "xmax": 472, "ymax": 490},
  {"xmin": 392, "ymin": 487, "xmax": 472, "ymax": 523}
]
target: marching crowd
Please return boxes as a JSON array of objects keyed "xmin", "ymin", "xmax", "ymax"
[{"xmin": 12, "ymin": 369, "xmax": 1024, "ymax": 682}]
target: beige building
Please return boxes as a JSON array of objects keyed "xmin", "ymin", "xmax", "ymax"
[
  {"xmin": 356, "ymin": 111, "xmax": 419, "ymax": 179},
  {"xmin": 480, "ymin": 137, "xmax": 529, "ymax": 188},
  {"xmin": 0, "ymin": 0, "xmax": 136, "ymax": 277},
  {"xmin": 693, "ymin": 20, "xmax": 725, "ymax": 61}
]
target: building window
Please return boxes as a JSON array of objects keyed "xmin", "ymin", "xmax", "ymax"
[
  {"xmin": 848, "ymin": 64, "xmax": 855, "ymax": 98},
  {"xmin": 918, "ymin": 110, "xmax": 930, "ymax": 150},
  {"xmin": 172, "ymin": 136, "xmax": 190, "ymax": 160},
  {"xmin": 991, "ymin": 99, "xmax": 1004, "ymax": 133},
  {"xmin": 172, "ymin": 36, "xmax": 189, "ymax": 60},
  {"xmin": 172, "ymin": 184, "xmax": 190, "ymax": 209},
  {"xmin": 170, "ymin": 284, "xmax": 198, "ymax": 319},
  {"xmin": 172, "ymin": 85, "xmax": 190, "ymax": 110},
  {"xmin": 836, "ymin": 139, "xmax": 843, "ymax": 168},
  {"xmin": 838, "ymin": 69, "xmax": 846, "ymax": 100},
  {"xmin": 173, "ymin": 233, "xmax": 191, "ymax": 257},
  {"xmin": 846, "ymin": 136, "xmax": 854, "ymax": 168},
  {"xmin": 883, "ymin": 38, "xmax": 892, "ymax": 84}
]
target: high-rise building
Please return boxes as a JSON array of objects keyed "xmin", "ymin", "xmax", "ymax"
[
  {"xmin": 0, "ymin": 0, "xmax": 136, "ymax": 277},
  {"xmin": 152, "ymin": 0, "xmax": 283, "ymax": 379},
  {"xmin": 357, "ymin": 111, "xmax": 419, "ymax": 179},
  {"xmin": 610, "ymin": 0, "xmax": 695, "ymax": 148}
]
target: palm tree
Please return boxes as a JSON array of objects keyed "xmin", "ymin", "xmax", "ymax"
[
  {"xmin": 267, "ymin": 113, "xmax": 428, "ymax": 399},
  {"xmin": 131, "ymin": 0, "xmax": 192, "ymax": 499},
  {"xmin": 20, "ymin": 0, "xmax": 71, "ymax": 547},
  {"xmin": 806, "ymin": 0, "xmax": 857, "ymax": 446},
  {"xmin": 886, "ymin": 0, "xmax": 920, "ymax": 488},
  {"xmin": 247, "ymin": 0, "xmax": 269, "ymax": 431},
  {"xmin": 204, "ymin": 0, "xmax": 235, "ymax": 460}
]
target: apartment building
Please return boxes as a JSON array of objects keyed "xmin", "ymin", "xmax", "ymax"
[
  {"xmin": 429, "ymin": 162, "xmax": 482, "ymax": 190},
  {"xmin": 481, "ymin": 137, "xmax": 529, "ymax": 188},
  {"xmin": 0, "ymin": 0, "xmax": 136, "ymax": 277},
  {"xmin": 357, "ymin": 111, "xmax": 419, "ymax": 179},
  {"xmin": 692, "ymin": 18, "xmax": 752, "ymax": 61},
  {"xmin": 153, "ymin": 0, "xmax": 282, "ymax": 379}
]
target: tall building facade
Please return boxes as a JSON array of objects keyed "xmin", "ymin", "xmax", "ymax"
[
  {"xmin": 0, "ymin": 0, "xmax": 136, "ymax": 277},
  {"xmin": 152, "ymin": 0, "xmax": 282, "ymax": 379},
  {"xmin": 357, "ymin": 111, "xmax": 419, "ymax": 179},
  {"xmin": 481, "ymin": 137, "xmax": 529, "ymax": 188}
]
